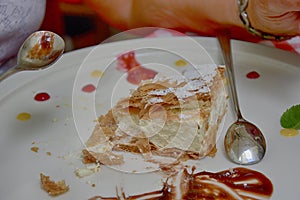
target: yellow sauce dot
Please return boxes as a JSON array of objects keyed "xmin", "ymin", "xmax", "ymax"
[
  {"xmin": 17, "ymin": 112, "xmax": 31, "ymax": 121},
  {"xmin": 280, "ymin": 128, "xmax": 299, "ymax": 137},
  {"xmin": 174, "ymin": 59, "xmax": 187, "ymax": 67},
  {"xmin": 91, "ymin": 70, "xmax": 103, "ymax": 78}
]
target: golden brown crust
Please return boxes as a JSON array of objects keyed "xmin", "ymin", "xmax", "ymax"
[
  {"xmin": 82, "ymin": 149, "xmax": 98, "ymax": 164},
  {"xmin": 40, "ymin": 173, "xmax": 69, "ymax": 196}
]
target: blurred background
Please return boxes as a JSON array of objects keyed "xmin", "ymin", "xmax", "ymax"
[{"xmin": 40, "ymin": 0, "xmax": 118, "ymax": 52}]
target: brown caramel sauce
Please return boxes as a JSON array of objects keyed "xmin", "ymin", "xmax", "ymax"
[
  {"xmin": 27, "ymin": 32, "xmax": 54, "ymax": 60},
  {"xmin": 89, "ymin": 167, "xmax": 273, "ymax": 200}
]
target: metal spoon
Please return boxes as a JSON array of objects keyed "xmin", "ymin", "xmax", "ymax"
[
  {"xmin": 0, "ymin": 31, "xmax": 65, "ymax": 82},
  {"xmin": 217, "ymin": 30, "xmax": 266, "ymax": 165}
]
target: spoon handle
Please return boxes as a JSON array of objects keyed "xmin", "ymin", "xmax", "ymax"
[
  {"xmin": 0, "ymin": 67, "xmax": 21, "ymax": 82},
  {"xmin": 217, "ymin": 30, "xmax": 243, "ymax": 120}
]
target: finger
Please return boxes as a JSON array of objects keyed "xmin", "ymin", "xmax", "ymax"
[{"xmin": 279, "ymin": 0, "xmax": 300, "ymax": 11}]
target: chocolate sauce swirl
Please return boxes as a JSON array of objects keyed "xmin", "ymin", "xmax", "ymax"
[{"xmin": 89, "ymin": 167, "xmax": 273, "ymax": 200}]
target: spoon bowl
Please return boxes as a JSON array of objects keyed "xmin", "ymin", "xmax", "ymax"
[
  {"xmin": 224, "ymin": 119, "xmax": 266, "ymax": 165},
  {"xmin": 217, "ymin": 30, "xmax": 266, "ymax": 165},
  {"xmin": 0, "ymin": 31, "xmax": 65, "ymax": 82}
]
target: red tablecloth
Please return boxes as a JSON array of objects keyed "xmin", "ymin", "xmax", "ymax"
[{"xmin": 260, "ymin": 36, "xmax": 300, "ymax": 54}]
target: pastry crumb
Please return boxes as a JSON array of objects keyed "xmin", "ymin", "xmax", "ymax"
[
  {"xmin": 40, "ymin": 173, "xmax": 69, "ymax": 196},
  {"xmin": 75, "ymin": 163, "xmax": 101, "ymax": 178},
  {"xmin": 31, "ymin": 146, "xmax": 39, "ymax": 153}
]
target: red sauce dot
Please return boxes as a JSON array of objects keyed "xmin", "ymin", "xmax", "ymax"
[
  {"xmin": 246, "ymin": 71, "xmax": 260, "ymax": 79},
  {"xmin": 34, "ymin": 92, "xmax": 51, "ymax": 102},
  {"xmin": 82, "ymin": 84, "xmax": 96, "ymax": 93}
]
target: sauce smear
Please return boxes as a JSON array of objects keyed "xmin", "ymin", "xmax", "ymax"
[
  {"xmin": 17, "ymin": 112, "xmax": 31, "ymax": 121},
  {"xmin": 174, "ymin": 59, "xmax": 187, "ymax": 67},
  {"xmin": 34, "ymin": 92, "xmax": 51, "ymax": 102},
  {"xmin": 117, "ymin": 51, "xmax": 157, "ymax": 85},
  {"xmin": 89, "ymin": 167, "xmax": 273, "ymax": 200},
  {"xmin": 91, "ymin": 70, "xmax": 103, "ymax": 78},
  {"xmin": 280, "ymin": 128, "xmax": 299, "ymax": 137},
  {"xmin": 27, "ymin": 32, "xmax": 54, "ymax": 60},
  {"xmin": 82, "ymin": 84, "xmax": 96, "ymax": 93},
  {"xmin": 246, "ymin": 71, "xmax": 260, "ymax": 79}
]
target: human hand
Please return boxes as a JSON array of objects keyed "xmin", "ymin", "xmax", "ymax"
[
  {"xmin": 84, "ymin": 0, "xmax": 300, "ymax": 41},
  {"xmin": 247, "ymin": 0, "xmax": 300, "ymax": 37}
]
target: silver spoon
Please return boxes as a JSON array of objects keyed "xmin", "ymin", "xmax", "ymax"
[
  {"xmin": 217, "ymin": 30, "xmax": 266, "ymax": 165},
  {"xmin": 0, "ymin": 30, "xmax": 65, "ymax": 82}
]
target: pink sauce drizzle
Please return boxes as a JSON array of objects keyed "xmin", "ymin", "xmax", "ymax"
[
  {"xmin": 82, "ymin": 84, "xmax": 96, "ymax": 93},
  {"xmin": 117, "ymin": 51, "xmax": 157, "ymax": 85},
  {"xmin": 34, "ymin": 92, "xmax": 51, "ymax": 102},
  {"xmin": 246, "ymin": 71, "xmax": 260, "ymax": 79}
]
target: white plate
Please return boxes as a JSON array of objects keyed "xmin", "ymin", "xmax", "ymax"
[{"xmin": 1, "ymin": 37, "xmax": 300, "ymax": 199}]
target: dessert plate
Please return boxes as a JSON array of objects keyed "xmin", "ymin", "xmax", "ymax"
[{"xmin": 0, "ymin": 36, "xmax": 299, "ymax": 199}]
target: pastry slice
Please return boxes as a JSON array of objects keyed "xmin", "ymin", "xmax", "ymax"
[{"xmin": 84, "ymin": 64, "xmax": 227, "ymax": 165}]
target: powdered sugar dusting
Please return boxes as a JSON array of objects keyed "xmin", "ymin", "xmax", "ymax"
[
  {"xmin": 183, "ymin": 64, "xmax": 218, "ymax": 83},
  {"xmin": 148, "ymin": 88, "xmax": 175, "ymax": 96},
  {"xmin": 179, "ymin": 113, "xmax": 192, "ymax": 119},
  {"xmin": 147, "ymin": 64, "xmax": 219, "ymax": 101},
  {"xmin": 145, "ymin": 97, "xmax": 164, "ymax": 108}
]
